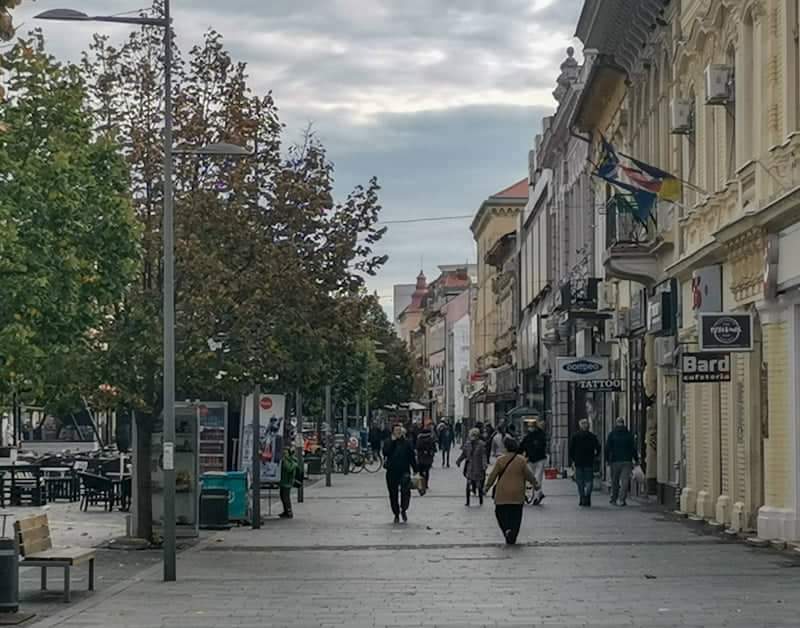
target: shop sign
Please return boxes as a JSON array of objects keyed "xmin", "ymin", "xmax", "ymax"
[
  {"xmin": 555, "ymin": 356, "xmax": 609, "ymax": 382},
  {"xmin": 692, "ymin": 265, "xmax": 722, "ymax": 317},
  {"xmin": 681, "ymin": 352, "xmax": 731, "ymax": 383},
  {"xmin": 699, "ymin": 313, "xmax": 754, "ymax": 352},
  {"xmin": 577, "ymin": 379, "xmax": 623, "ymax": 392}
]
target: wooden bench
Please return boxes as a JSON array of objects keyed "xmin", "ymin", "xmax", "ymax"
[{"xmin": 14, "ymin": 514, "xmax": 96, "ymax": 603}]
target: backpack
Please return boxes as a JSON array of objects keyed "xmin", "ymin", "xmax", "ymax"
[{"xmin": 417, "ymin": 431, "xmax": 436, "ymax": 465}]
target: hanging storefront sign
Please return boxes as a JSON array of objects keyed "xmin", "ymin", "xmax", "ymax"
[
  {"xmin": 692, "ymin": 265, "xmax": 722, "ymax": 317},
  {"xmin": 681, "ymin": 352, "xmax": 731, "ymax": 383},
  {"xmin": 698, "ymin": 313, "xmax": 754, "ymax": 352},
  {"xmin": 555, "ymin": 356, "xmax": 609, "ymax": 382},
  {"xmin": 577, "ymin": 379, "xmax": 623, "ymax": 392}
]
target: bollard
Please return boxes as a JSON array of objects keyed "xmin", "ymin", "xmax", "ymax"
[{"xmin": 0, "ymin": 514, "xmax": 19, "ymax": 614}]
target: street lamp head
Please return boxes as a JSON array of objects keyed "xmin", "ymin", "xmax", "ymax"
[
  {"xmin": 35, "ymin": 9, "xmax": 91, "ymax": 21},
  {"xmin": 173, "ymin": 142, "xmax": 253, "ymax": 157},
  {"xmin": 35, "ymin": 8, "xmax": 167, "ymax": 27}
]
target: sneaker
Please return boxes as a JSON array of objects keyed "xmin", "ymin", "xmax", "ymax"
[
  {"xmin": 401, "ymin": 511, "xmax": 408, "ymax": 523},
  {"xmin": 617, "ymin": 500, "xmax": 627, "ymax": 507},
  {"xmin": 393, "ymin": 515, "xmax": 400, "ymax": 524},
  {"xmin": 536, "ymin": 494, "xmax": 545, "ymax": 506},
  {"xmin": 279, "ymin": 512, "xmax": 293, "ymax": 519},
  {"xmin": 610, "ymin": 497, "xmax": 617, "ymax": 505}
]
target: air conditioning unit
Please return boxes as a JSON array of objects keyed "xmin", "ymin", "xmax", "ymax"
[
  {"xmin": 705, "ymin": 64, "xmax": 734, "ymax": 105},
  {"xmin": 654, "ymin": 336, "xmax": 677, "ymax": 367},
  {"xmin": 670, "ymin": 98, "xmax": 693, "ymax": 134}
]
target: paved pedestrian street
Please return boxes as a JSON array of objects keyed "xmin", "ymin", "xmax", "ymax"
[{"xmin": 29, "ymin": 466, "xmax": 800, "ymax": 628}]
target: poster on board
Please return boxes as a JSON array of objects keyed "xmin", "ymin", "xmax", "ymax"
[{"xmin": 239, "ymin": 393, "xmax": 285, "ymax": 484}]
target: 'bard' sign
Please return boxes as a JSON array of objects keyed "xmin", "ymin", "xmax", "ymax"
[{"xmin": 681, "ymin": 352, "xmax": 731, "ymax": 383}]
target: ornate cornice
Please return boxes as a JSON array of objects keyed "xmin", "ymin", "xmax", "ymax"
[{"xmin": 724, "ymin": 227, "xmax": 766, "ymax": 304}]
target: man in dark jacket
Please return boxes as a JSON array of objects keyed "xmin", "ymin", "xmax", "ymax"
[
  {"xmin": 520, "ymin": 419, "xmax": 547, "ymax": 505},
  {"xmin": 569, "ymin": 419, "xmax": 601, "ymax": 507},
  {"xmin": 383, "ymin": 424, "xmax": 417, "ymax": 523},
  {"xmin": 606, "ymin": 417, "xmax": 639, "ymax": 506},
  {"xmin": 437, "ymin": 420, "xmax": 453, "ymax": 467}
]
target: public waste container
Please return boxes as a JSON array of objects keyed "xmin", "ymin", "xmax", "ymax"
[
  {"xmin": 200, "ymin": 472, "xmax": 248, "ymax": 523},
  {"xmin": 199, "ymin": 488, "xmax": 230, "ymax": 530},
  {"xmin": 0, "ymin": 515, "xmax": 19, "ymax": 614}
]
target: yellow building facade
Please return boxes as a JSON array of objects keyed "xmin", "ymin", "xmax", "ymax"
[{"xmin": 575, "ymin": 0, "xmax": 800, "ymax": 541}]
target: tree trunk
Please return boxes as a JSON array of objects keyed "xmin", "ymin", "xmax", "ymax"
[{"xmin": 134, "ymin": 413, "xmax": 154, "ymax": 542}]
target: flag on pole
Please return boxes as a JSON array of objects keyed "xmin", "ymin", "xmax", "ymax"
[{"xmin": 592, "ymin": 136, "xmax": 683, "ymax": 203}]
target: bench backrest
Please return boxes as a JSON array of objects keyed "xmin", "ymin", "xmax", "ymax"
[{"xmin": 14, "ymin": 514, "xmax": 53, "ymax": 557}]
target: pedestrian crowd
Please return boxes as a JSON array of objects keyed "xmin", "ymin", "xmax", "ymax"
[{"xmin": 374, "ymin": 415, "xmax": 644, "ymax": 545}]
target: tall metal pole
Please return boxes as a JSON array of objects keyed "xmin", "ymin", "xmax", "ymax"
[
  {"xmin": 325, "ymin": 386, "xmax": 332, "ymax": 487},
  {"xmin": 343, "ymin": 403, "xmax": 349, "ymax": 475},
  {"xmin": 365, "ymin": 372, "xmax": 370, "ymax": 431},
  {"xmin": 161, "ymin": 0, "xmax": 176, "ymax": 583},
  {"xmin": 251, "ymin": 384, "xmax": 261, "ymax": 529},
  {"xmin": 295, "ymin": 391, "xmax": 304, "ymax": 503}
]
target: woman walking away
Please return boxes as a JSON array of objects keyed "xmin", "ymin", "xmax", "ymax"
[
  {"xmin": 484, "ymin": 437, "xmax": 538, "ymax": 545},
  {"xmin": 415, "ymin": 423, "xmax": 437, "ymax": 493},
  {"xmin": 457, "ymin": 428, "xmax": 487, "ymax": 506},
  {"xmin": 383, "ymin": 425, "xmax": 417, "ymax": 523}
]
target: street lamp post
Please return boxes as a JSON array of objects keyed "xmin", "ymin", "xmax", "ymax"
[{"xmin": 37, "ymin": 3, "xmax": 252, "ymax": 583}]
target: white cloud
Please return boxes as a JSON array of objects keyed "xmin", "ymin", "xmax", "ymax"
[{"xmin": 16, "ymin": 0, "xmax": 584, "ymax": 304}]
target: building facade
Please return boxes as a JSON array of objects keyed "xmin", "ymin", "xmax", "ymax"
[
  {"xmin": 470, "ymin": 180, "xmax": 527, "ymax": 425},
  {"xmin": 572, "ymin": 0, "xmax": 800, "ymax": 543}
]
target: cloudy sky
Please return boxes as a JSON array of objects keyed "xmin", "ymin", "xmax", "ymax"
[{"xmin": 15, "ymin": 0, "xmax": 583, "ymax": 311}]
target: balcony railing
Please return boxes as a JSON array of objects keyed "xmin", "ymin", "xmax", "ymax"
[{"xmin": 605, "ymin": 193, "xmax": 657, "ymax": 249}]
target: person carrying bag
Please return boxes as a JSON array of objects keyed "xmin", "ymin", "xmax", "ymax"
[{"xmin": 484, "ymin": 436, "xmax": 539, "ymax": 545}]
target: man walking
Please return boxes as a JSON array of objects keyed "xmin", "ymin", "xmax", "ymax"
[
  {"xmin": 520, "ymin": 419, "xmax": 547, "ymax": 505},
  {"xmin": 569, "ymin": 419, "xmax": 601, "ymax": 507},
  {"xmin": 437, "ymin": 420, "xmax": 453, "ymax": 467},
  {"xmin": 383, "ymin": 424, "xmax": 417, "ymax": 523},
  {"xmin": 606, "ymin": 417, "xmax": 638, "ymax": 506}
]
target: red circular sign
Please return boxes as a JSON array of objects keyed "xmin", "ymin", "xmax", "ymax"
[{"xmin": 260, "ymin": 397, "xmax": 273, "ymax": 410}]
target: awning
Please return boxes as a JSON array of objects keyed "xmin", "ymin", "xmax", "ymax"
[
  {"xmin": 404, "ymin": 402, "xmax": 427, "ymax": 411},
  {"xmin": 506, "ymin": 405, "xmax": 543, "ymax": 418}
]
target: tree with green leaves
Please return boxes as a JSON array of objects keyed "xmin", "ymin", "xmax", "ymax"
[
  {"xmin": 78, "ymin": 7, "xmax": 389, "ymax": 539},
  {"xmin": 0, "ymin": 32, "xmax": 139, "ymax": 412}
]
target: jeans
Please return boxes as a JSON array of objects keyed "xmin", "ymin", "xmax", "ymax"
[
  {"xmin": 495, "ymin": 504, "xmax": 524, "ymax": 544},
  {"xmin": 441, "ymin": 448, "xmax": 450, "ymax": 467},
  {"xmin": 528, "ymin": 460, "xmax": 545, "ymax": 500},
  {"xmin": 610, "ymin": 462, "xmax": 633, "ymax": 503},
  {"xmin": 575, "ymin": 467, "xmax": 594, "ymax": 500},
  {"xmin": 279, "ymin": 486, "xmax": 293, "ymax": 515},
  {"xmin": 387, "ymin": 473, "xmax": 411, "ymax": 516}
]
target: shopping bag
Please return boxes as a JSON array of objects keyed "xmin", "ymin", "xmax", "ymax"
[
  {"xmin": 411, "ymin": 473, "xmax": 425, "ymax": 494},
  {"xmin": 632, "ymin": 464, "xmax": 645, "ymax": 485}
]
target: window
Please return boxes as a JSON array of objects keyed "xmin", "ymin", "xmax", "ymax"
[
  {"xmin": 740, "ymin": 11, "xmax": 755, "ymax": 161},
  {"xmin": 725, "ymin": 44, "xmax": 737, "ymax": 180}
]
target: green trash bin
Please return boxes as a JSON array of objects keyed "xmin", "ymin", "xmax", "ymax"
[
  {"xmin": 224, "ymin": 471, "xmax": 248, "ymax": 522},
  {"xmin": 201, "ymin": 472, "xmax": 248, "ymax": 523}
]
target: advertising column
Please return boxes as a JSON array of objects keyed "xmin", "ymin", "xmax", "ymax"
[{"xmin": 240, "ymin": 393, "xmax": 286, "ymax": 485}]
